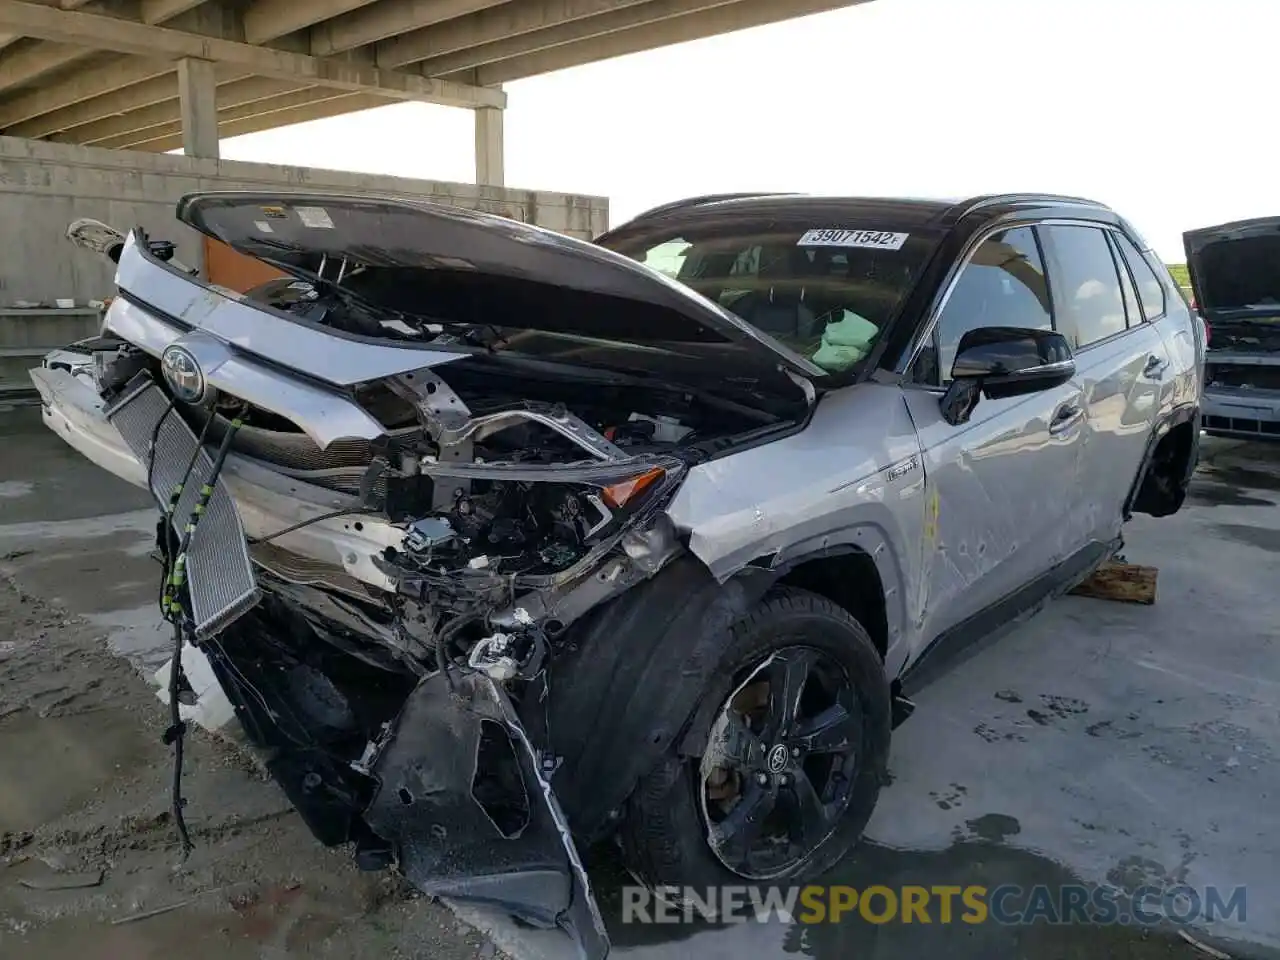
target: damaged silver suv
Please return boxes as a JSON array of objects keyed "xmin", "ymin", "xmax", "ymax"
[{"xmin": 31, "ymin": 192, "xmax": 1203, "ymax": 958}]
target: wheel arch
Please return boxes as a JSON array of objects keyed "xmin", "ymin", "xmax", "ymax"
[
  {"xmin": 1128, "ymin": 403, "xmax": 1200, "ymax": 518},
  {"xmin": 760, "ymin": 524, "xmax": 909, "ymax": 668}
]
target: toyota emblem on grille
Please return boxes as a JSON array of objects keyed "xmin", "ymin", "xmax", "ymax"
[
  {"xmin": 767, "ymin": 744, "xmax": 789, "ymax": 774},
  {"xmin": 160, "ymin": 344, "xmax": 206, "ymax": 404}
]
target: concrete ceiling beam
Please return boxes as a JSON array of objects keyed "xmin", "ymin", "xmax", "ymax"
[
  {"xmin": 244, "ymin": 0, "xmax": 381, "ymax": 46},
  {"xmin": 418, "ymin": 0, "xmax": 737, "ymax": 76},
  {"xmin": 4, "ymin": 62, "xmax": 253, "ymax": 136},
  {"xmin": 310, "ymin": 0, "xmax": 509, "ymax": 57},
  {"xmin": 0, "ymin": 0, "xmax": 224, "ymax": 95},
  {"xmin": 0, "ymin": 1, "xmax": 506, "ymax": 107},
  {"xmin": 377, "ymin": 0, "xmax": 654, "ymax": 69},
  {"xmin": 0, "ymin": 39, "xmax": 90, "ymax": 92},
  {"xmin": 140, "ymin": 0, "xmax": 207, "ymax": 23},
  {"xmin": 93, "ymin": 85, "xmax": 350, "ymax": 147},
  {"xmin": 53, "ymin": 74, "xmax": 305, "ymax": 143},
  {"xmin": 469, "ymin": 0, "xmax": 865, "ymax": 83},
  {"xmin": 124, "ymin": 90, "xmax": 388, "ymax": 151},
  {"xmin": 0, "ymin": 55, "xmax": 170, "ymax": 126},
  {"xmin": 0, "ymin": 0, "xmax": 97, "ymax": 82}
]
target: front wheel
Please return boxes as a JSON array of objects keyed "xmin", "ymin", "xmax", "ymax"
[{"xmin": 620, "ymin": 588, "xmax": 891, "ymax": 895}]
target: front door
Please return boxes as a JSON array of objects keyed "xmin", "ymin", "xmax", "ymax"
[{"xmin": 902, "ymin": 225, "xmax": 1089, "ymax": 651}]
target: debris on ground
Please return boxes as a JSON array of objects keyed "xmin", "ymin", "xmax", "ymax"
[
  {"xmin": 1178, "ymin": 928, "xmax": 1233, "ymax": 960},
  {"xmin": 17, "ymin": 870, "xmax": 104, "ymax": 891},
  {"xmin": 1070, "ymin": 560, "xmax": 1159, "ymax": 605},
  {"xmin": 110, "ymin": 900, "xmax": 191, "ymax": 925}
]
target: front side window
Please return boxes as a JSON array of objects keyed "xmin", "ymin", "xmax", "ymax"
[
  {"xmin": 601, "ymin": 223, "xmax": 941, "ymax": 373},
  {"xmin": 923, "ymin": 226, "xmax": 1053, "ymax": 384},
  {"xmin": 1042, "ymin": 224, "xmax": 1128, "ymax": 350}
]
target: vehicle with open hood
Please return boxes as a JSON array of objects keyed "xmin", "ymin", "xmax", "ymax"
[
  {"xmin": 31, "ymin": 191, "xmax": 1203, "ymax": 959},
  {"xmin": 1184, "ymin": 216, "xmax": 1280, "ymax": 440}
]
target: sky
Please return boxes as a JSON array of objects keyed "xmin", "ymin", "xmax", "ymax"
[{"xmin": 216, "ymin": 0, "xmax": 1279, "ymax": 263}]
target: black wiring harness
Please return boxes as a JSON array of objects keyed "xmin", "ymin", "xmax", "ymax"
[{"xmin": 145, "ymin": 403, "xmax": 242, "ymax": 859}]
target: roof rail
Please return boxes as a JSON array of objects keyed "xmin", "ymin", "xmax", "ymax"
[
  {"xmin": 957, "ymin": 193, "xmax": 1110, "ymax": 218},
  {"xmin": 626, "ymin": 192, "xmax": 799, "ymax": 223}
]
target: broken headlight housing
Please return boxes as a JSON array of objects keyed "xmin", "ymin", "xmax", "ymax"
[{"xmin": 399, "ymin": 462, "xmax": 677, "ymax": 579}]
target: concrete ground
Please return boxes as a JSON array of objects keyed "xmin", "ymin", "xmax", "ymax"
[{"xmin": 2, "ymin": 401, "xmax": 1278, "ymax": 960}]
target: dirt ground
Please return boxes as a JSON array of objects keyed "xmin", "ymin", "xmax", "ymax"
[{"xmin": 0, "ymin": 575, "xmax": 491, "ymax": 960}]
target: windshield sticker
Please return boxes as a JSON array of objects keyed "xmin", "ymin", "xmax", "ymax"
[
  {"xmin": 295, "ymin": 206, "xmax": 335, "ymax": 229},
  {"xmin": 253, "ymin": 220, "xmax": 274, "ymax": 233},
  {"xmin": 798, "ymin": 229, "xmax": 909, "ymax": 250},
  {"xmin": 260, "ymin": 205, "xmax": 287, "ymax": 220}
]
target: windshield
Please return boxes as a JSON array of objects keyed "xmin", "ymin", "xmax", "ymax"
[{"xmin": 600, "ymin": 222, "xmax": 940, "ymax": 372}]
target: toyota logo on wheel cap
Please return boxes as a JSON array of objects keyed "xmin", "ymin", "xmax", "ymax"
[
  {"xmin": 160, "ymin": 344, "xmax": 207, "ymax": 404},
  {"xmin": 767, "ymin": 744, "xmax": 789, "ymax": 774}
]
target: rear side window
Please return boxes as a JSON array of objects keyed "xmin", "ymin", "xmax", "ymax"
[
  {"xmin": 1041, "ymin": 225, "xmax": 1128, "ymax": 349},
  {"xmin": 1112, "ymin": 232, "xmax": 1167, "ymax": 320},
  {"xmin": 927, "ymin": 226, "xmax": 1052, "ymax": 384},
  {"xmin": 1106, "ymin": 233, "xmax": 1142, "ymax": 326}
]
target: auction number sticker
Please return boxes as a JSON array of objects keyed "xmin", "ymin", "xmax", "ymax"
[
  {"xmin": 295, "ymin": 206, "xmax": 335, "ymax": 229},
  {"xmin": 798, "ymin": 228, "xmax": 909, "ymax": 250}
]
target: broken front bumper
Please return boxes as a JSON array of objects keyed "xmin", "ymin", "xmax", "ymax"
[
  {"xmin": 30, "ymin": 364, "xmax": 612, "ymax": 959},
  {"xmin": 30, "ymin": 364, "xmax": 410, "ymax": 592},
  {"xmin": 363, "ymin": 672, "xmax": 608, "ymax": 957}
]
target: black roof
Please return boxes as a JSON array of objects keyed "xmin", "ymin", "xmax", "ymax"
[{"xmin": 617, "ymin": 192, "xmax": 1112, "ymax": 234}]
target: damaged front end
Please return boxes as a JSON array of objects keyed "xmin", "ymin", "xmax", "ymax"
[
  {"xmin": 107, "ymin": 362, "xmax": 687, "ymax": 959},
  {"xmin": 81, "ymin": 195, "xmax": 818, "ymax": 960}
]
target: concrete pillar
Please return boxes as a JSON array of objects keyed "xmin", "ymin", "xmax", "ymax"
[
  {"xmin": 177, "ymin": 57, "xmax": 219, "ymax": 160},
  {"xmin": 474, "ymin": 100, "xmax": 504, "ymax": 188}
]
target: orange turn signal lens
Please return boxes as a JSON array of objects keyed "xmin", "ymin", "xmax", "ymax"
[{"xmin": 601, "ymin": 467, "xmax": 665, "ymax": 509}]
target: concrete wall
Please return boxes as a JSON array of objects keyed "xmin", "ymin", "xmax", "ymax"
[{"xmin": 0, "ymin": 136, "xmax": 610, "ymax": 307}]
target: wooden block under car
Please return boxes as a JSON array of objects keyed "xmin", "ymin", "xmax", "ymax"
[{"xmin": 1069, "ymin": 561, "xmax": 1158, "ymax": 605}]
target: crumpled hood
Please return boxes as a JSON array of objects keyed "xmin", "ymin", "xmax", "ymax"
[
  {"xmin": 1183, "ymin": 216, "xmax": 1280, "ymax": 316},
  {"xmin": 175, "ymin": 192, "xmax": 827, "ymax": 382}
]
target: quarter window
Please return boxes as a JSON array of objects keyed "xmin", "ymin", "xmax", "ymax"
[
  {"xmin": 1112, "ymin": 232, "xmax": 1167, "ymax": 321},
  {"xmin": 1042, "ymin": 225, "xmax": 1127, "ymax": 350},
  {"xmin": 928, "ymin": 227, "xmax": 1053, "ymax": 384}
]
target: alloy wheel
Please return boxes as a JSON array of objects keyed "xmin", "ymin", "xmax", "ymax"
[{"xmin": 699, "ymin": 645, "xmax": 862, "ymax": 880}]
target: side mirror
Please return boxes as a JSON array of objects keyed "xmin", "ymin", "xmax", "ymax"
[{"xmin": 940, "ymin": 326, "xmax": 1075, "ymax": 426}]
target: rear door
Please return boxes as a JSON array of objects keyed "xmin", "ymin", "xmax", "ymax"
[
  {"xmin": 1036, "ymin": 224, "xmax": 1169, "ymax": 541},
  {"xmin": 1110, "ymin": 230, "xmax": 1188, "ymax": 418},
  {"xmin": 902, "ymin": 225, "xmax": 1089, "ymax": 647}
]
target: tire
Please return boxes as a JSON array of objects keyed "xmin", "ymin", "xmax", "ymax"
[{"xmin": 619, "ymin": 587, "xmax": 891, "ymax": 896}]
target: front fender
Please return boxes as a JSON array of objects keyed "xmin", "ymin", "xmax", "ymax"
[{"xmin": 524, "ymin": 555, "xmax": 771, "ymax": 841}]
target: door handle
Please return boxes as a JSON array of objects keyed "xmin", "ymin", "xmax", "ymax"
[
  {"xmin": 1049, "ymin": 403, "xmax": 1083, "ymax": 435},
  {"xmin": 1142, "ymin": 354, "xmax": 1169, "ymax": 379}
]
